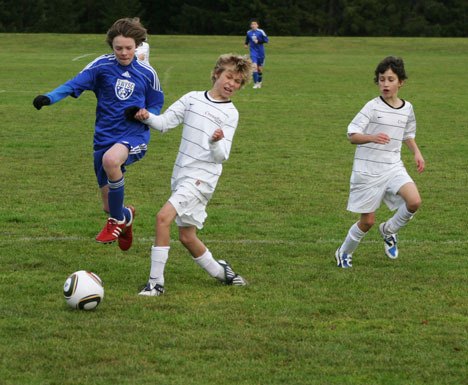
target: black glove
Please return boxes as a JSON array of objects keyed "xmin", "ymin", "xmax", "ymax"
[
  {"xmin": 33, "ymin": 95, "xmax": 51, "ymax": 110},
  {"xmin": 124, "ymin": 106, "xmax": 141, "ymax": 122}
]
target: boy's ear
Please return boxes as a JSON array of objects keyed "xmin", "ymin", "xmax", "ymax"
[{"xmin": 399, "ymin": 80, "xmax": 405, "ymax": 88}]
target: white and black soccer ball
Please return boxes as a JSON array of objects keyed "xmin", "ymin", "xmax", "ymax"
[{"xmin": 63, "ymin": 270, "xmax": 104, "ymax": 310}]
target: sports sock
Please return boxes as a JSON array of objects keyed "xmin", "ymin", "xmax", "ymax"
[
  {"xmin": 253, "ymin": 72, "xmax": 259, "ymax": 83},
  {"xmin": 108, "ymin": 177, "xmax": 125, "ymax": 221},
  {"xmin": 193, "ymin": 249, "xmax": 225, "ymax": 281},
  {"xmin": 383, "ymin": 204, "xmax": 414, "ymax": 235},
  {"xmin": 340, "ymin": 222, "xmax": 367, "ymax": 254},
  {"xmin": 123, "ymin": 207, "xmax": 132, "ymax": 224},
  {"xmin": 149, "ymin": 246, "xmax": 170, "ymax": 286},
  {"xmin": 258, "ymin": 72, "xmax": 263, "ymax": 83}
]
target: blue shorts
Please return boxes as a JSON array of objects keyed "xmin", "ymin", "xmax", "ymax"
[
  {"xmin": 93, "ymin": 137, "xmax": 148, "ymax": 188},
  {"xmin": 250, "ymin": 54, "xmax": 265, "ymax": 67}
]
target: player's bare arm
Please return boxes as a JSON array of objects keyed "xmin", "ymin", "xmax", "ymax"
[
  {"xmin": 404, "ymin": 138, "xmax": 425, "ymax": 173},
  {"xmin": 349, "ymin": 132, "xmax": 391, "ymax": 145}
]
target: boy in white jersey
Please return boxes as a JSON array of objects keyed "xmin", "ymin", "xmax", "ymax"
[
  {"xmin": 335, "ymin": 56, "xmax": 425, "ymax": 268},
  {"xmin": 126, "ymin": 54, "xmax": 252, "ymax": 295}
]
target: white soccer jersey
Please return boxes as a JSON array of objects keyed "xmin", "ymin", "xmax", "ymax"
[
  {"xmin": 144, "ymin": 91, "xmax": 239, "ymax": 203},
  {"xmin": 136, "ymin": 41, "xmax": 150, "ymax": 64},
  {"xmin": 348, "ymin": 96, "xmax": 416, "ymax": 175}
]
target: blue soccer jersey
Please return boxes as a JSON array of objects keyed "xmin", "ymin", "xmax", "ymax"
[
  {"xmin": 46, "ymin": 54, "xmax": 164, "ymax": 150},
  {"xmin": 245, "ymin": 28, "xmax": 269, "ymax": 60}
]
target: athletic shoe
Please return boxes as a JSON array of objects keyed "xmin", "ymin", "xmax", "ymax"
[
  {"xmin": 335, "ymin": 248, "xmax": 352, "ymax": 268},
  {"xmin": 379, "ymin": 223, "xmax": 398, "ymax": 259},
  {"xmin": 218, "ymin": 260, "xmax": 247, "ymax": 286},
  {"xmin": 257, "ymin": 82, "xmax": 262, "ymax": 88},
  {"xmin": 253, "ymin": 82, "xmax": 260, "ymax": 89},
  {"xmin": 95, "ymin": 218, "xmax": 126, "ymax": 243},
  {"xmin": 118, "ymin": 206, "xmax": 135, "ymax": 251},
  {"xmin": 138, "ymin": 281, "xmax": 165, "ymax": 297}
]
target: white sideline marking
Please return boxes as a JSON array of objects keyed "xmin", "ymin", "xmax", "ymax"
[
  {"xmin": 4, "ymin": 236, "xmax": 468, "ymax": 245},
  {"xmin": 72, "ymin": 53, "xmax": 95, "ymax": 61},
  {"xmin": 161, "ymin": 66, "xmax": 173, "ymax": 87}
]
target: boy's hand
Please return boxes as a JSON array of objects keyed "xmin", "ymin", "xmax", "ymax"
[
  {"xmin": 415, "ymin": 152, "xmax": 425, "ymax": 173},
  {"xmin": 125, "ymin": 107, "xmax": 150, "ymax": 122},
  {"xmin": 373, "ymin": 133, "xmax": 391, "ymax": 144},
  {"xmin": 33, "ymin": 95, "xmax": 51, "ymax": 110},
  {"xmin": 134, "ymin": 108, "xmax": 150, "ymax": 121},
  {"xmin": 211, "ymin": 129, "xmax": 224, "ymax": 142}
]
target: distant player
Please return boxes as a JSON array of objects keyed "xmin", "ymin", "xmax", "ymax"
[
  {"xmin": 33, "ymin": 18, "xmax": 164, "ymax": 251},
  {"xmin": 335, "ymin": 56, "xmax": 425, "ymax": 268},
  {"xmin": 127, "ymin": 54, "xmax": 252, "ymax": 296},
  {"xmin": 244, "ymin": 19, "xmax": 268, "ymax": 89},
  {"xmin": 136, "ymin": 39, "xmax": 150, "ymax": 64},
  {"xmin": 133, "ymin": 18, "xmax": 150, "ymax": 64}
]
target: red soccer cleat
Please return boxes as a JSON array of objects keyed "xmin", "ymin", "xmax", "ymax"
[
  {"xmin": 95, "ymin": 218, "xmax": 126, "ymax": 244},
  {"xmin": 118, "ymin": 206, "xmax": 135, "ymax": 251}
]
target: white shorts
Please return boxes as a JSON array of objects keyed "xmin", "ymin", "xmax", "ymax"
[
  {"xmin": 347, "ymin": 166, "xmax": 414, "ymax": 213},
  {"xmin": 168, "ymin": 186, "xmax": 208, "ymax": 230}
]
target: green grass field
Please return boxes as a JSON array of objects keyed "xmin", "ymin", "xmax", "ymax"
[{"xmin": 0, "ymin": 34, "xmax": 467, "ymax": 385}]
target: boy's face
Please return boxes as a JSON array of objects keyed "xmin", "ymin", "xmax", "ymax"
[
  {"xmin": 378, "ymin": 68, "xmax": 403, "ymax": 100},
  {"xmin": 112, "ymin": 35, "xmax": 136, "ymax": 66},
  {"xmin": 250, "ymin": 21, "xmax": 259, "ymax": 30},
  {"xmin": 212, "ymin": 69, "xmax": 243, "ymax": 100}
]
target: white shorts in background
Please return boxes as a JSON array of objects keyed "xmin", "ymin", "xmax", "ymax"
[
  {"xmin": 347, "ymin": 166, "xmax": 414, "ymax": 213},
  {"xmin": 168, "ymin": 186, "xmax": 208, "ymax": 230}
]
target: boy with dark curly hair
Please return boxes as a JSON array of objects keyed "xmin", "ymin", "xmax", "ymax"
[{"xmin": 335, "ymin": 56, "xmax": 425, "ymax": 268}]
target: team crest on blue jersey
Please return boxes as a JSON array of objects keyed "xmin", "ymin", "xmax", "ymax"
[{"xmin": 115, "ymin": 79, "xmax": 135, "ymax": 100}]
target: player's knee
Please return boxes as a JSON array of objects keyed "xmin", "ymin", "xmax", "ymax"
[
  {"xmin": 102, "ymin": 152, "xmax": 122, "ymax": 172},
  {"xmin": 156, "ymin": 210, "xmax": 171, "ymax": 228},
  {"xmin": 178, "ymin": 231, "xmax": 197, "ymax": 248},
  {"xmin": 360, "ymin": 217, "xmax": 375, "ymax": 230},
  {"xmin": 407, "ymin": 196, "xmax": 422, "ymax": 213}
]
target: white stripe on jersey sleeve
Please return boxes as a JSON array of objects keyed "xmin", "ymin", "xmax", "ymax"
[
  {"xmin": 133, "ymin": 61, "xmax": 162, "ymax": 91},
  {"xmin": 79, "ymin": 54, "xmax": 115, "ymax": 73}
]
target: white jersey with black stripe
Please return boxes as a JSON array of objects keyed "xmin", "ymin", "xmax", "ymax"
[
  {"xmin": 145, "ymin": 91, "xmax": 239, "ymax": 203},
  {"xmin": 348, "ymin": 96, "xmax": 416, "ymax": 176}
]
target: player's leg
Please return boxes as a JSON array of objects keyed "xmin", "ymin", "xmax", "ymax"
[
  {"xmin": 117, "ymin": 142, "xmax": 148, "ymax": 251},
  {"xmin": 336, "ymin": 213, "xmax": 375, "ymax": 268},
  {"xmin": 102, "ymin": 143, "xmax": 129, "ymax": 220},
  {"xmin": 100, "ymin": 185, "xmax": 110, "ymax": 214},
  {"xmin": 95, "ymin": 143, "xmax": 130, "ymax": 243},
  {"xmin": 379, "ymin": 182, "xmax": 422, "ymax": 259},
  {"xmin": 179, "ymin": 226, "xmax": 247, "ymax": 286},
  {"xmin": 385, "ymin": 182, "xmax": 421, "ymax": 233},
  {"xmin": 251, "ymin": 60, "xmax": 260, "ymax": 87},
  {"xmin": 139, "ymin": 202, "xmax": 177, "ymax": 296},
  {"xmin": 257, "ymin": 59, "xmax": 264, "ymax": 86}
]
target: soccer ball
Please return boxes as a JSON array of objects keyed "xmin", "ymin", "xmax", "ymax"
[{"xmin": 63, "ymin": 270, "xmax": 104, "ymax": 310}]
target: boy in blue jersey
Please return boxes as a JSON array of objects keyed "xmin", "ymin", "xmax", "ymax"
[
  {"xmin": 244, "ymin": 19, "xmax": 269, "ymax": 88},
  {"xmin": 33, "ymin": 18, "xmax": 164, "ymax": 251}
]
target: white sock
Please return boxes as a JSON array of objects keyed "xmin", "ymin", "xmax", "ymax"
[
  {"xmin": 383, "ymin": 205, "xmax": 414, "ymax": 235},
  {"xmin": 193, "ymin": 249, "xmax": 225, "ymax": 281},
  {"xmin": 340, "ymin": 222, "xmax": 367, "ymax": 254},
  {"xmin": 149, "ymin": 246, "xmax": 170, "ymax": 286}
]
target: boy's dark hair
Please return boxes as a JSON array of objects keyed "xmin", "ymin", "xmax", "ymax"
[
  {"xmin": 106, "ymin": 18, "xmax": 147, "ymax": 49},
  {"xmin": 374, "ymin": 56, "xmax": 407, "ymax": 83},
  {"xmin": 250, "ymin": 18, "xmax": 259, "ymax": 24}
]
